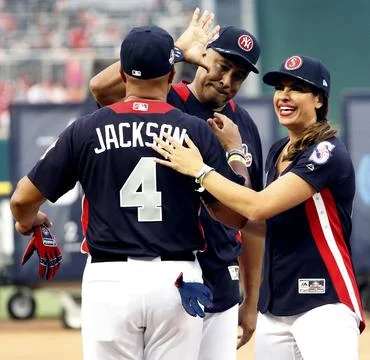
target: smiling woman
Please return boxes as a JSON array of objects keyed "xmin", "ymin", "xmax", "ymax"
[{"xmin": 151, "ymin": 54, "xmax": 366, "ymax": 360}]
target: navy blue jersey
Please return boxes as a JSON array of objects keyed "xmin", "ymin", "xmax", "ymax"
[
  {"xmin": 258, "ymin": 136, "xmax": 365, "ymax": 331},
  {"xmin": 28, "ymin": 100, "xmax": 244, "ymax": 259},
  {"xmin": 168, "ymin": 81, "xmax": 264, "ymax": 312}
]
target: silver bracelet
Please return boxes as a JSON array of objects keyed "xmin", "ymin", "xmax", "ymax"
[{"xmin": 195, "ymin": 165, "xmax": 214, "ymax": 192}]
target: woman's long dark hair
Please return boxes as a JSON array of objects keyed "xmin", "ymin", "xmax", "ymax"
[{"xmin": 283, "ymin": 91, "xmax": 338, "ymax": 161}]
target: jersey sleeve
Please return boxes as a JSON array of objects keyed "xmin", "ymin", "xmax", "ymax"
[
  {"xmin": 27, "ymin": 121, "xmax": 80, "ymax": 202},
  {"xmin": 290, "ymin": 140, "xmax": 347, "ymax": 192}
]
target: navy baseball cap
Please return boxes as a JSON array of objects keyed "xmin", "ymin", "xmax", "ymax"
[
  {"xmin": 263, "ymin": 55, "xmax": 331, "ymax": 96},
  {"xmin": 120, "ymin": 25, "xmax": 175, "ymax": 79},
  {"xmin": 207, "ymin": 26, "xmax": 260, "ymax": 73}
]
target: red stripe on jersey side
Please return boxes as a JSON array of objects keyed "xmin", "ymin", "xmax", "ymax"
[
  {"xmin": 108, "ymin": 100, "xmax": 175, "ymax": 114},
  {"xmin": 229, "ymin": 99, "xmax": 236, "ymax": 112},
  {"xmin": 81, "ymin": 238, "xmax": 89, "ymax": 254},
  {"xmin": 197, "ymin": 202, "xmax": 207, "ymax": 252},
  {"xmin": 80, "ymin": 195, "xmax": 90, "ymax": 254},
  {"xmin": 171, "ymin": 81, "xmax": 191, "ymax": 101},
  {"xmin": 235, "ymin": 231, "xmax": 242, "ymax": 243},
  {"xmin": 198, "ymin": 219, "xmax": 207, "ymax": 252},
  {"xmin": 305, "ymin": 188, "xmax": 365, "ymax": 332}
]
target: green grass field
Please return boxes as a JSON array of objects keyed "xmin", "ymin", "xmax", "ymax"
[{"xmin": 0, "ymin": 286, "xmax": 69, "ymax": 320}]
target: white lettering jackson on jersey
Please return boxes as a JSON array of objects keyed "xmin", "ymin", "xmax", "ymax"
[{"xmin": 94, "ymin": 122, "xmax": 187, "ymax": 154}]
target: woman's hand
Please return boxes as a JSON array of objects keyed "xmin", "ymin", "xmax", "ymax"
[
  {"xmin": 207, "ymin": 113, "xmax": 243, "ymax": 152},
  {"xmin": 152, "ymin": 133, "xmax": 205, "ymax": 177}
]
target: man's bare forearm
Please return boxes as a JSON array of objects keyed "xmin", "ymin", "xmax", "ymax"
[
  {"xmin": 89, "ymin": 61, "xmax": 126, "ymax": 106},
  {"xmin": 10, "ymin": 176, "xmax": 49, "ymax": 233},
  {"xmin": 239, "ymin": 220, "xmax": 265, "ymax": 301},
  {"xmin": 227, "ymin": 160, "xmax": 252, "ymax": 188}
]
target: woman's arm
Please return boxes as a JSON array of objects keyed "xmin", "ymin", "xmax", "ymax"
[
  {"xmin": 152, "ymin": 134, "xmax": 316, "ymax": 221},
  {"xmin": 202, "ymin": 170, "xmax": 315, "ymax": 221}
]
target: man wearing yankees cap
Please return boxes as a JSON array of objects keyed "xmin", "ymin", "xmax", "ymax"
[{"xmin": 90, "ymin": 9, "xmax": 265, "ymax": 359}]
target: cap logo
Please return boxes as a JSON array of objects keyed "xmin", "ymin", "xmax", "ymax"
[
  {"xmin": 309, "ymin": 141, "xmax": 335, "ymax": 164},
  {"xmin": 284, "ymin": 56, "xmax": 303, "ymax": 71},
  {"xmin": 322, "ymin": 79, "xmax": 328, "ymax": 87},
  {"xmin": 238, "ymin": 35, "xmax": 253, "ymax": 52},
  {"xmin": 132, "ymin": 70, "xmax": 142, "ymax": 77}
]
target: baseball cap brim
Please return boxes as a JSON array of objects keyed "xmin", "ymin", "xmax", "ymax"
[
  {"xmin": 211, "ymin": 47, "xmax": 259, "ymax": 74},
  {"xmin": 263, "ymin": 71, "xmax": 328, "ymax": 94}
]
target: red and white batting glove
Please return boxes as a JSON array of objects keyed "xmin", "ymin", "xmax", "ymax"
[{"xmin": 21, "ymin": 224, "xmax": 62, "ymax": 280}]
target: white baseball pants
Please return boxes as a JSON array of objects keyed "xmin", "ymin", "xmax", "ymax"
[
  {"xmin": 255, "ymin": 303, "xmax": 360, "ymax": 360},
  {"xmin": 81, "ymin": 256, "xmax": 204, "ymax": 360}
]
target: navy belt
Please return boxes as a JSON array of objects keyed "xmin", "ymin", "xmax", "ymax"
[{"xmin": 91, "ymin": 252, "xmax": 195, "ymax": 263}]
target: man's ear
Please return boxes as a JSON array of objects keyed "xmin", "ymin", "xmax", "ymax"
[
  {"xmin": 120, "ymin": 69, "xmax": 127, "ymax": 83},
  {"xmin": 315, "ymin": 93, "xmax": 324, "ymax": 109},
  {"xmin": 168, "ymin": 68, "xmax": 176, "ymax": 84}
]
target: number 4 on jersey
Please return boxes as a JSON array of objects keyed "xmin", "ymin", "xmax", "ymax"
[{"xmin": 119, "ymin": 157, "xmax": 162, "ymax": 222}]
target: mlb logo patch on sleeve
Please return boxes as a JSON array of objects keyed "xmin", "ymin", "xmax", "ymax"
[
  {"xmin": 298, "ymin": 278, "xmax": 326, "ymax": 294},
  {"xmin": 228, "ymin": 265, "xmax": 239, "ymax": 280}
]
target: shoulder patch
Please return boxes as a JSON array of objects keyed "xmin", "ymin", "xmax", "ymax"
[{"xmin": 309, "ymin": 141, "xmax": 335, "ymax": 164}]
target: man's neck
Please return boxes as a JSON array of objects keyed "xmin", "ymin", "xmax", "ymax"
[{"xmin": 124, "ymin": 95, "xmax": 165, "ymax": 102}]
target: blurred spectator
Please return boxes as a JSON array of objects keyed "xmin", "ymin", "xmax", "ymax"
[
  {"xmin": 0, "ymin": 0, "xmax": 200, "ymax": 138},
  {"xmin": 49, "ymin": 82, "xmax": 68, "ymax": 103},
  {"xmin": 27, "ymin": 82, "xmax": 49, "ymax": 103},
  {"xmin": 13, "ymin": 73, "xmax": 30, "ymax": 102},
  {"xmin": 67, "ymin": 26, "xmax": 89, "ymax": 48}
]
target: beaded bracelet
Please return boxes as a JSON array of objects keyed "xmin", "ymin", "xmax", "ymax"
[{"xmin": 227, "ymin": 154, "xmax": 247, "ymax": 165}]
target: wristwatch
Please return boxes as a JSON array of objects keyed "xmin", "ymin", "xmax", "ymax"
[{"xmin": 174, "ymin": 46, "xmax": 184, "ymax": 63}]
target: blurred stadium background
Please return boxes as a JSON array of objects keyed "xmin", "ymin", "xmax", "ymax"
[{"xmin": 0, "ymin": 0, "xmax": 370, "ymax": 358}]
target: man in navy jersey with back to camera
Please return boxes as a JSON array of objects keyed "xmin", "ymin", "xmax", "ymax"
[
  {"xmin": 10, "ymin": 25, "xmax": 249, "ymax": 360},
  {"xmin": 90, "ymin": 8, "xmax": 265, "ymax": 359}
]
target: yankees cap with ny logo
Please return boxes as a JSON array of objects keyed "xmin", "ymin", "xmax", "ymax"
[{"xmin": 207, "ymin": 26, "xmax": 260, "ymax": 73}]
